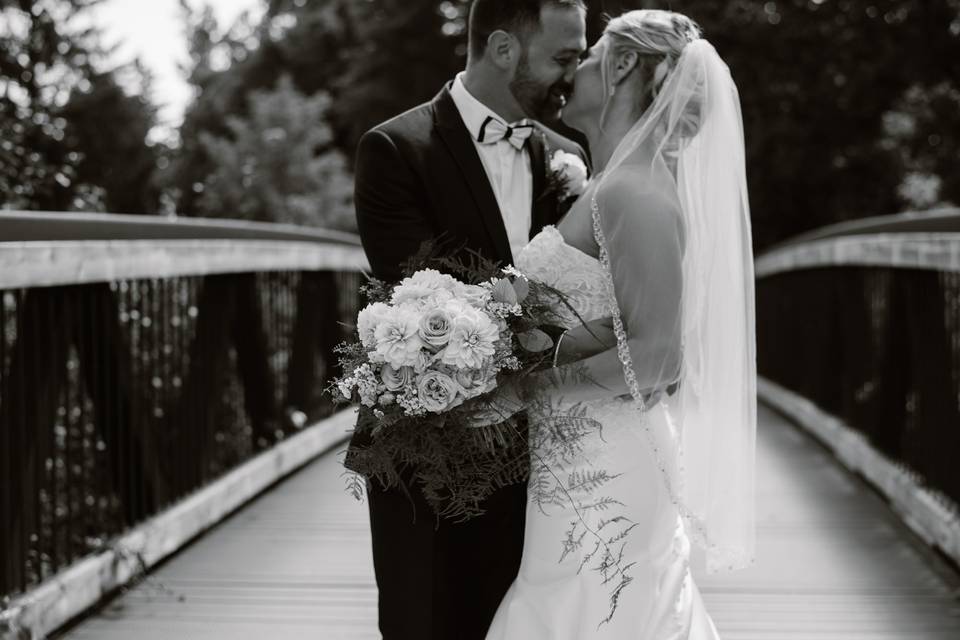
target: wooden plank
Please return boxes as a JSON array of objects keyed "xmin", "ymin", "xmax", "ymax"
[
  {"xmin": 2, "ymin": 411, "xmax": 357, "ymax": 640},
  {"xmin": 697, "ymin": 407, "xmax": 960, "ymax": 639},
  {"xmin": 757, "ymin": 377, "xmax": 960, "ymax": 567},
  {"xmin": 57, "ymin": 405, "xmax": 960, "ymax": 639},
  {"xmin": 56, "ymin": 432, "xmax": 378, "ymax": 640}
]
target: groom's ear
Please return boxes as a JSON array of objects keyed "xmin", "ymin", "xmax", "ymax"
[
  {"xmin": 487, "ymin": 30, "xmax": 520, "ymax": 70},
  {"xmin": 612, "ymin": 50, "xmax": 640, "ymax": 86}
]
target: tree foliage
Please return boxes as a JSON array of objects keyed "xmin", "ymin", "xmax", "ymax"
[
  {"xmin": 591, "ymin": 1, "xmax": 960, "ymax": 247},
  {"xmin": 0, "ymin": 0, "xmax": 160, "ymax": 213},
  {"xmin": 9, "ymin": 0, "xmax": 955, "ymax": 242},
  {"xmin": 197, "ymin": 75, "xmax": 354, "ymax": 229},
  {"xmin": 172, "ymin": 0, "xmax": 959, "ymax": 247},
  {"xmin": 58, "ymin": 67, "xmax": 161, "ymax": 214}
]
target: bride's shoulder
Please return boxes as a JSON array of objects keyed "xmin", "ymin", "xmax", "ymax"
[
  {"xmin": 597, "ymin": 168, "xmax": 682, "ymax": 225},
  {"xmin": 599, "ymin": 167, "xmax": 672, "ymax": 200}
]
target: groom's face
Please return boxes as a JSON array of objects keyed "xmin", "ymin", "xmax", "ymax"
[{"xmin": 509, "ymin": 5, "xmax": 586, "ymax": 122}]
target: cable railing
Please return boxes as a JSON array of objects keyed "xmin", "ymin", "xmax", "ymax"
[
  {"xmin": 755, "ymin": 207, "xmax": 960, "ymax": 561},
  {"xmin": 0, "ymin": 211, "xmax": 368, "ymax": 605}
]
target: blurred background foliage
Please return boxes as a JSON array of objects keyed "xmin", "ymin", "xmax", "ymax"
[
  {"xmin": 1, "ymin": 0, "xmax": 958, "ymax": 247},
  {"xmin": 0, "ymin": 0, "xmax": 160, "ymax": 213}
]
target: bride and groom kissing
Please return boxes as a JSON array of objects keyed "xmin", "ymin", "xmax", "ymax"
[{"xmin": 347, "ymin": 1, "xmax": 757, "ymax": 638}]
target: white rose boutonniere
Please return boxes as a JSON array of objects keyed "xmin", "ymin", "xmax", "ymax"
[{"xmin": 547, "ymin": 149, "xmax": 589, "ymax": 203}]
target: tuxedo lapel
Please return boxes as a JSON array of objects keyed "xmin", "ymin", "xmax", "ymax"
[
  {"xmin": 432, "ymin": 87, "xmax": 513, "ymax": 264},
  {"xmin": 527, "ymin": 131, "xmax": 554, "ymax": 237}
]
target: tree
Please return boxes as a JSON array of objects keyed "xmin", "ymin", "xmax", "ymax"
[
  {"xmin": 585, "ymin": 1, "xmax": 960, "ymax": 247},
  {"xmin": 169, "ymin": 0, "xmax": 960, "ymax": 245},
  {"xmin": 881, "ymin": 81, "xmax": 960, "ymax": 209},
  {"xmin": 167, "ymin": 0, "xmax": 294, "ymax": 216},
  {"xmin": 1, "ymin": 0, "xmax": 101, "ymax": 209},
  {"xmin": 58, "ymin": 66, "xmax": 161, "ymax": 214},
  {"xmin": 197, "ymin": 75, "xmax": 354, "ymax": 229},
  {"xmin": 322, "ymin": 0, "xmax": 468, "ymax": 154},
  {"xmin": 0, "ymin": 0, "xmax": 161, "ymax": 213}
]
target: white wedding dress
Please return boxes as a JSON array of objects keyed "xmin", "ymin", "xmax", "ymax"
[{"xmin": 486, "ymin": 225, "xmax": 721, "ymax": 640}]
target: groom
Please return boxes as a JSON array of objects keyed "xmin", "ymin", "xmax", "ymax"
[{"xmin": 347, "ymin": 0, "xmax": 588, "ymax": 637}]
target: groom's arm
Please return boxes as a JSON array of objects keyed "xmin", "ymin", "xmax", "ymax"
[{"xmin": 354, "ymin": 128, "xmax": 435, "ymax": 283}]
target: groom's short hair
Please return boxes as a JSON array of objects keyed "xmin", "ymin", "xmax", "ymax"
[{"xmin": 468, "ymin": 0, "xmax": 586, "ymax": 61}]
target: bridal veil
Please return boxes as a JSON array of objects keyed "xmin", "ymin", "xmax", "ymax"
[{"xmin": 591, "ymin": 37, "xmax": 757, "ymax": 573}]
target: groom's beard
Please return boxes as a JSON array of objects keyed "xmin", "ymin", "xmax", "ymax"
[{"xmin": 510, "ymin": 54, "xmax": 573, "ymax": 123}]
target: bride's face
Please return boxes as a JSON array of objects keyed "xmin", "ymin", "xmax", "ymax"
[{"xmin": 561, "ymin": 37, "xmax": 608, "ymax": 132}]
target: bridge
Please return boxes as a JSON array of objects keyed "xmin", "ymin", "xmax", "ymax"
[{"xmin": 1, "ymin": 209, "xmax": 959, "ymax": 639}]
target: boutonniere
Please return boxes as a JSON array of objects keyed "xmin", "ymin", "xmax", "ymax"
[{"xmin": 544, "ymin": 149, "xmax": 588, "ymax": 211}]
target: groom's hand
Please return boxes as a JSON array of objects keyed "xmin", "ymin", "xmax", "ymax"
[{"xmin": 469, "ymin": 382, "xmax": 524, "ymax": 428}]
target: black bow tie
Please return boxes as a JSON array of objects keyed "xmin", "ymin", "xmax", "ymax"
[{"xmin": 477, "ymin": 116, "xmax": 534, "ymax": 150}]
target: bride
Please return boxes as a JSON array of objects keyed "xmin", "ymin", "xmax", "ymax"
[{"xmin": 479, "ymin": 10, "xmax": 757, "ymax": 639}]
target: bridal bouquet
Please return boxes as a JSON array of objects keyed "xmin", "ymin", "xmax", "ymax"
[
  {"xmin": 337, "ymin": 269, "xmax": 529, "ymax": 421},
  {"xmin": 333, "ymin": 250, "xmax": 573, "ymax": 520},
  {"xmin": 334, "ymin": 249, "xmax": 637, "ymax": 623}
]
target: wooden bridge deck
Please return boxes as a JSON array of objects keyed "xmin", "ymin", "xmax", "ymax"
[{"xmin": 58, "ymin": 405, "xmax": 960, "ymax": 639}]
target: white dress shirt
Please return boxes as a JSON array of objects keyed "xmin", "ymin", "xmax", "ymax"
[{"xmin": 449, "ymin": 73, "xmax": 533, "ymax": 260}]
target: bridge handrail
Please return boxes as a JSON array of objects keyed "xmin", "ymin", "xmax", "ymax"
[
  {"xmin": 755, "ymin": 208, "xmax": 960, "ymax": 276},
  {"xmin": 0, "ymin": 211, "xmax": 368, "ymax": 638},
  {"xmin": 755, "ymin": 232, "xmax": 960, "ymax": 277},
  {"xmin": 753, "ymin": 207, "xmax": 960, "ymax": 568},
  {"xmin": 0, "ymin": 212, "xmax": 369, "ymax": 288},
  {"xmin": 766, "ymin": 206, "xmax": 960, "ymax": 247},
  {"xmin": 0, "ymin": 210, "xmax": 362, "ymax": 244},
  {"xmin": 1, "ymin": 213, "xmax": 370, "ymax": 611}
]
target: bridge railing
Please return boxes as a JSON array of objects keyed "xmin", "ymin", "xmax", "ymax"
[
  {"xmin": 755, "ymin": 207, "xmax": 960, "ymax": 543},
  {"xmin": 0, "ymin": 212, "xmax": 368, "ymax": 605}
]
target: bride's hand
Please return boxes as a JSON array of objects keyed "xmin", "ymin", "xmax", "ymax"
[
  {"xmin": 554, "ymin": 317, "xmax": 617, "ymax": 366},
  {"xmin": 468, "ymin": 381, "xmax": 524, "ymax": 428}
]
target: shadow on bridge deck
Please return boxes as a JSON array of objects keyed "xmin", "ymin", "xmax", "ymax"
[{"xmin": 57, "ymin": 406, "xmax": 960, "ymax": 640}]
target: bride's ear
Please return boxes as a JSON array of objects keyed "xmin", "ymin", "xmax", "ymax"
[{"xmin": 611, "ymin": 49, "xmax": 640, "ymax": 87}]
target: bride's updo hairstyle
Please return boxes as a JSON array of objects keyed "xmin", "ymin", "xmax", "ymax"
[{"xmin": 601, "ymin": 10, "xmax": 703, "ymax": 138}]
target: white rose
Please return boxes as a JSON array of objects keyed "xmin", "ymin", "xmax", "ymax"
[
  {"xmin": 419, "ymin": 307, "xmax": 454, "ymax": 348},
  {"xmin": 455, "ymin": 367, "xmax": 497, "ymax": 399},
  {"xmin": 380, "ymin": 364, "xmax": 415, "ymax": 391},
  {"xmin": 550, "ymin": 150, "xmax": 589, "ymax": 198},
  {"xmin": 417, "ymin": 371, "xmax": 462, "ymax": 413}
]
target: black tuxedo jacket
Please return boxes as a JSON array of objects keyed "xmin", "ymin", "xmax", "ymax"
[
  {"xmin": 347, "ymin": 83, "xmax": 588, "ymax": 466},
  {"xmin": 354, "ymin": 83, "xmax": 588, "ymax": 284},
  {"xmin": 347, "ymin": 82, "xmax": 588, "ymax": 639}
]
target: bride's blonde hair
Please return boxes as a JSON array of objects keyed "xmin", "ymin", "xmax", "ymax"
[{"xmin": 600, "ymin": 10, "xmax": 702, "ymax": 130}]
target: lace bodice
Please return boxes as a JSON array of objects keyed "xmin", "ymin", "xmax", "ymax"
[{"xmin": 516, "ymin": 225, "xmax": 611, "ymax": 327}]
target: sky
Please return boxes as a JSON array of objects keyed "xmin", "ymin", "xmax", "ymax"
[{"xmin": 86, "ymin": 0, "xmax": 265, "ymax": 140}]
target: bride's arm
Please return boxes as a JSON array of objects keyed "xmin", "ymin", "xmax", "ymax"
[
  {"xmin": 473, "ymin": 175, "xmax": 683, "ymax": 424},
  {"xmin": 552, "ymin": 317, "xmax": 615, "ymax": 365},
  {"xmin": 528, "ymin": 176, "xmax": 684, "ymax": 404}
]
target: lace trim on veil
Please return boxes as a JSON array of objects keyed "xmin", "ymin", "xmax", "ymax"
[{"xmin": 590, "ymin": 193, "xmax": 753, "ymax": 574}]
